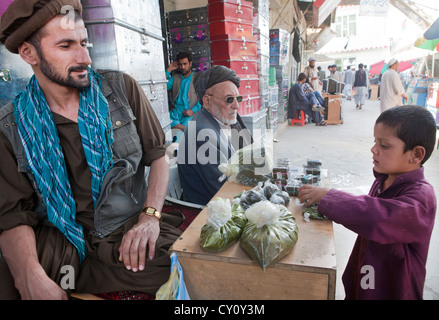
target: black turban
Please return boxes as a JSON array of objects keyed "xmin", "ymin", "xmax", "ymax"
[{"xmin": 193, "ymin": 65, "xmax": 241, "ymax": 105}]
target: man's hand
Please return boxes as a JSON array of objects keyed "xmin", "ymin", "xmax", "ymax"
[
  {"xmin": 298, "ymin": 185, "xmax": 330, "ymax": 207},
  {"xmin": 183, "ymin": 109, "xmax": 194, "ymax": 117},
  {"xmin": 0, "ymin": 225, "xmax": 67, "ymax": 300},
  {"xmin": 167, "ymin": 61, "xmax": 178, "ymax": 73},
  {"xmin": 17, "ymin": 264, "xmax": 67, "ymax": 300},
  {"xmin": 172, "ymin": 124, "xmax": 186, "ymax": 132},
  {"xmin": 118, "ymin": 214, "xmax": 160, "ymax": 272}
]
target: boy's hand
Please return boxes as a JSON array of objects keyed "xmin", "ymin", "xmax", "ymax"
[{"xmin": 298, "ymin": 185, "xmax": 330, "ymax": 207}]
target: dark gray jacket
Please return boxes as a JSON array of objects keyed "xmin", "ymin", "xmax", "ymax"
[{"xmin": 0, "ymin": 70, "xmax": 146, "ymax": 238}]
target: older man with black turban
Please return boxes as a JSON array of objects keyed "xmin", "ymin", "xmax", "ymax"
[
  {"xmin": 0, "ymin": 0, "xmax": 184, "ymax": 300},
  {"xmin": 177, "ymin": 65, "xmax": 253, "ymax": 206}
]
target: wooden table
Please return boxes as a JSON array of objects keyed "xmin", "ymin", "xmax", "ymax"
[{"xmin": 170, "ymin": 181, "xmax": 337, "ymax": 300}]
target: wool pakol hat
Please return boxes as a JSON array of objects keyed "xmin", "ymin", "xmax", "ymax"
[{"xmin": 0, "ymin": 0, "xmax": 82, "ymax": 54}]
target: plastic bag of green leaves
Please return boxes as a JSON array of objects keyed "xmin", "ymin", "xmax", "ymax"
[
  {"xmin": 200, "ymin": 197, "xmax": 247, "ymax": 252},
  {"xmin": 303, "ymin": 203, "xmax": 328, "ymax": 222},
  {"xmin": 218, "ymin": 143, "xmax": 273, "ymax": 187},
  {"xmin": 240, "ymin": 201, "xmax": 298, "ymax": 271}
]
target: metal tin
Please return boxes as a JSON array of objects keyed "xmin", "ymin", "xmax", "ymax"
[
  {"xmin": 240, "ymin": 109, "xmax": 267, "ymax": 141},
  {"xmin": 211, "ymin": 59, "xmax": 258, "ymax": 76},
  {"xmin": 168, "ymin": 24, "xmax": 209, "ymax": 44},
  {"xmin": 84, "ymin": 22, "xmax": 166, "ymax": 82},
  {"xmin": 81, "ymin": 0, "xmax": 162, "ymax": 39},
  {"xmin": 167, "ymin": 7, "xmax": 209, "ymax": 28},
  {"xmin": 168, "ymin": 41, "xmax": 211, "ymax": 61},
  {"xmin": 208, "ymin": 1, "xmax": 253, "ymax": 22},
  {"xmin": 238, "ymin": 94, "xmax": 260, "ymax": 115},
  {"xmin": 209, "ymin": 19, "xmax": 254, "ymax": 40},
  {"xmin": 237, "ymin": 75, "xmax": 260, "ymax": 96},
  {"xmin": 210, "ymin": 36, "xmax": 258, "ymax": 61},
  {"xmin": 0, "ymin": 45, "xmax": 33, "ymax": 107}
]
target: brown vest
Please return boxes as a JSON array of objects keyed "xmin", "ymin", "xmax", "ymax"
[{"xmin": 171, "ymin": 72, "xmax": 198, "ymax": 109}]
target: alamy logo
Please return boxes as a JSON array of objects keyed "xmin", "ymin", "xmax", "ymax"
[
  {"xmin": 360, "ymin": 265, "xmax": 375, "ymax": 290},
  {"xmin": 60, "ymin": 265, "xmax": 75, "ymax": 290},
  {"xmin": 60, "ymin": 5, "xmax": 75, "ymax": 30},
  {"xmin": 174, "ymin": 122, "xmax": 273, "ymax": 176}
]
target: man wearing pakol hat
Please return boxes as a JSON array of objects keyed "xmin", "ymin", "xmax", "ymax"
[
  {"xmin": 379, "ymin": 58, "xmax": 408, "ymax": 113},
  {"xmin": 304, "ymin": 57, "xmax": 322, "ymax": 92},
  {"xmin": 177, "ymin": 65, "xmax": 253, "ymax": 206},
  {"xmin": 0, "ymin": 0, "xmax": 183, "ymax": 299}
]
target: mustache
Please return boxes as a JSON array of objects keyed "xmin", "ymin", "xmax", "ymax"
[{"xmin": 68, "ymin": 65, "xmax": 88, "ymax": 74}]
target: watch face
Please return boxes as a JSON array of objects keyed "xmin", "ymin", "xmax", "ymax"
[{"xmin": 146, "ymin": 207, "xmax": 156, "ymax": 214}]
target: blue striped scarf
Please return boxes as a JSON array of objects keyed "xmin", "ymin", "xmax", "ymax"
[{"xmin": 13, "ymin": 68, "xmax": 113, "ymax": 263}]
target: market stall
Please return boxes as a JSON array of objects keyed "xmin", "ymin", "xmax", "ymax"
[{"xmin": 170, "ymin": 180, "xmax": 337, "ymax": 300}]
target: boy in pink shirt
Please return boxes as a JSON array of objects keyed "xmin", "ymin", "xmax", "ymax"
[{"xmin": 299, "ymin": 105, "xmax": 437, "ymax": 299}]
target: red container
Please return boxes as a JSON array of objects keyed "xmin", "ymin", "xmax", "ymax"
[
  {"xmin": 209, "ymin": 19, "xmax": 254, "ymax": 40},
  {"xmin": 210, "ymin": 37, "xmax": 258, "ymax": 60},
  {"xmin": 208, "ymin": 0, "xmax": 254, "ymax": 5},
  {"xmin": 208, "ymin": 1, "xmax": 253, "ymax": 22},
  {"xmin": 237, "ymin": 76, "xmax": 260, "ymax": 96},
  {"xmin": 211, "ymin": 59, "xmax": 258, "ymax": 76},
  {"xmin": 238, "ymin": 94, "xmax": 260, "ymax": 115}
]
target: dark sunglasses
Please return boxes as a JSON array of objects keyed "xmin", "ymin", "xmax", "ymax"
[{"xmin": 208, "ymin": 94, "xmax": 243, "ymax": 104}]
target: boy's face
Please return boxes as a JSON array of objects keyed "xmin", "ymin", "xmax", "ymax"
[{"xmin": 371, "ymin": 123, "xmax": 418, "ymax": 178}]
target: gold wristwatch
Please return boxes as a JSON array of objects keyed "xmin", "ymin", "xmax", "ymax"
[{"xmin": 141, "ymin": 206, "xmax": 162, "ymax": 222}]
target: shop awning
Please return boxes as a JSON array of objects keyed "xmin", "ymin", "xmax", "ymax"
[
  {"xmin": 313, "ymin": 0, "xmax": 341, "ymax": 27},
  {"xmin": 316, "ymin": 37, "xmax": 388, "ymax": 55},
  {"xmin": 424, "ymin": 17, "xmax": 439, "ymax": 40},
  {"xmin": 369, "ymin": 59, "xmax": 417, "ymax": 75}
]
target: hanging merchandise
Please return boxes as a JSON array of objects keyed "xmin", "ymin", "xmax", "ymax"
[{"xmin": 292, "ymin": 28, "xmax": 301, "ymax": 63}]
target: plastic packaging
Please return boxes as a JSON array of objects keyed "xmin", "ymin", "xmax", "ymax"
[
  {"xmin": 236, "ymin": 180, "xmax": 290, "ymax": 209},
  {"xmin": 218, "ymin": 143, "xmax": 273, "ymax": 187},
  {"xmin": 303, "ymin": 203, "xmax": 328, "ymax": 222},
  {"xmin": 156, "ymin": 253, "xmax": 191, "ymax": 300},
  {"xmin": 200, "ymin": 198, "xmax": 246, "ymax": 252},
  {"xmin": 240, "ymin": 201, "xmax": 298, "ymax": 271}
]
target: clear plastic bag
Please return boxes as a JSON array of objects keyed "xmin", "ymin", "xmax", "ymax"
[
  {"xmin": 303, "ymin": 203, "xmax": 328, "ymax": 222},
  {"xmin": 240, "ymin": 201, "xmax": 298, "ymax": 271},
  {"xmin": 218, "ymin": 143, "xmax": 273, "ymax": 187},
  {"xmin": 200, "ymin": 198, "xmax": 246, "ymax": 252},
  {"xmin": 156, "ymin": 253, "xmax": 191, "ymax": 300}
]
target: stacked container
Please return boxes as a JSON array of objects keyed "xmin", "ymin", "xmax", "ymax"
[
  {"xmin": 208, "ymin": 0, "xmax": 260, "ymax": 116},
  {"xmin": 269, "ymin": 28, "xmax": 290, "ymax": 123},
  {"xmin": 250, "ymin": 0, "xmax": 271, "ymax": 133},
  {"xmin": 166, "ymin": 7, "xmax": 211, "ymax": 73},
  {"xmin": 81, "ymin": 0, "xmax": 172, "ymax": 142}
]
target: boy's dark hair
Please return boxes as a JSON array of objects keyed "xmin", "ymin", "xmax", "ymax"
[
  {"xmin": 176, "ymin": 51, "xmax": 192, "ymax": 62},
  {"xmin": 376, "ymin": 105, "xmax": 437, "ymax": 164}
]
